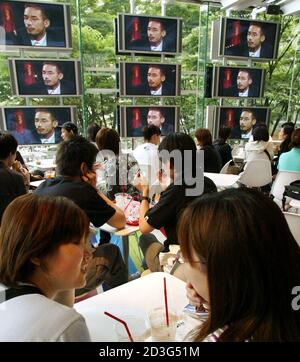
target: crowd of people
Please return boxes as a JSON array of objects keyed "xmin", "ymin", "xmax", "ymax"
[{"xmin": 0, "ymin": 120, "xmax": 299, "ymax": 342}]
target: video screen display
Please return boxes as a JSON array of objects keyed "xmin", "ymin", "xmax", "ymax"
[
  {"xmin": 9, "ymin": 59, "xmax": 82, "ymax": 96},
  {"xmin": 0, "ymin": 106, "xmax": 76, "ymax": 145},
  {"xmin": 0, "ymin": 0, "xmax": 71, "ymax": 50},
  {"xmin": 216, "ymin": 106, "xmax": 270, "ymax": 140},
  {"xmin": 119, "ymin": 61, "xmax": 181, "ymax": 97},
  {"xmin": 116, "ymin": 13, "xmax": 182, "ymax": 56},
  {"xmin": 118, "ymin": 106, "xmax": 179, "ymax": 137},
  {"xmin": 219, "ymin": 17, "xmax": 280, "ymax": 61},
  {"xmin": 213, "ymin": 66, "xmax": 265, "ymax": 99}
]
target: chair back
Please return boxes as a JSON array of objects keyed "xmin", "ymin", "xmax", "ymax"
[
  {"xmin": 238, "ymin": 159, "xmax": 272, "ymax": 187},
  {"xmin": 271, "ymin": 171, "xmax": 300, "ymax": 206},
  {"xmin": 220, "ymin": 159, "xmax": 232, "ymax": 174},
  {"xmin": 283, "ymin": 212, "xmax": 300, "ymax": 247}
]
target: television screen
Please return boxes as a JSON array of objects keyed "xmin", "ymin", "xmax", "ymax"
[
  {"xmin": 0, "ymin": 0, "xmax": 72, "ymax": 50},
  {"xmin": 219, "ymin": 17, "xmax": 280, "ymax": 61},
  {"xmin": 118, "ymin": 106, "xmax": 179, "ymax": 137},
  {"xmin": 116, "ymin": 13, "xmax": 182, "ymax": 56},
  {"xmin": 0, "ymin": 106, "xmax": 76, "ymax": 145},
  {"xmin": 215, "ymin": 106, "xmax": 270, "ymax": 140},
  {"xmin": 9, "ymin": 59, "xmax": 82, "ymax": 96},
  {"xmin": 213, "ymin": 66, "xmax": 265, "ymax": 99},
  {"xmin": 119, "ymin": 61, "xmax": 181, "ymax": 97}
]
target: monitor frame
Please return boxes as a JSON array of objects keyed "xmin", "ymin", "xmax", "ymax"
[
  {"xmin": 118, "ymin": 61, "xmax": 181, "ymax": 98},
  {"xmin": 211, "ymin": 105, "xmax": 271, "ymax": 141},
  {"xmin": 212, "ymin": 65, "xmax": 266, "ymax": 99},
  {"xmin": 0, "ymin": 105, "xmax": 77, "ymax": 145},
  {"xmin": 0, "ymin": 0, "xmax": 72, "ymax": 51},
  {"xmin": 8, "ymin": 58, "xmax": 82, "ymax": 97},
  {"xmin": 118, "ymin": 105, "xmax": 180, "ymax": 138},
  {"xmin": 116, "ymin": 13, "xmax": 182, "ymax": 56},
  {"xmin": 218, "ymin": 16, "xmax": 280, "ymax": 62}
]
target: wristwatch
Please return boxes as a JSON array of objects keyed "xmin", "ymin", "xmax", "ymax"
[{"xmin": 140, "ymin": 196, "xmax": 151, "ymax": 203}]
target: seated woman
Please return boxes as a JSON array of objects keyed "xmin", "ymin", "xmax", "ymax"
[
  {"xmin": 0, "ymin": 194, "xmax": 92, "ymax": 341},
  {"xmin": 61, "ymin": 122, "xmax": 78, "ymax": 142},
  {"xmin": 278, "ymin": 128, "xmax": 300, "ymax": 172},
  {"xmin": 195, "ymin": 128, "xmax": 222, "ymax": 173},
  {"xmin": 96, "ymin": 127, "xmax": 139, "ymax": 200},
  {"xmin": 178, "ymin": 188, "xmax": 300, "ymax": 341},
  {"xmin": 213, "ymin": 127, "xmax": 232, "ymax": 167},
  {"xmin": 244, "ymin": 125, "xmax": 274, "ymax": 163},
  {"xmin": 272, "ymin": 123, "xmax": 294, "ymax": 174}
]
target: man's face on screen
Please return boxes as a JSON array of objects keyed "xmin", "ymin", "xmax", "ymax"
[
  {"xmin": 247, "ymin": 25, "xmax": 265, "ymax": 52},
  {"xmin": 240, "ymin": 111, "xmax": 256, "ymax": 133},
  {"xmin": 237, "ymin": 71, "xmax": 252, "ymax": 92},
  {"xmin": 24, "ymin": 7, "xmax": 49, "ymax": 39},
  {"xmin": 147, "ymin": 20, "xmax": 166, "ymax": 46},
  {"xmin": 42, "ymin": 64, "xmax": 63, "ymax": 89},
  {"xmin": 35, "ymin": 111, "xmax": 58, "ymax": 138},
  {"xmin": 147, "ymin": 67, "xmax": 165, "ymax": 91},
  {"xmin": 147, "ymin": 110, "xmax": 164, "ymax": 128}
]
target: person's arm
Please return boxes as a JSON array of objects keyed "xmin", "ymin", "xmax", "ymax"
[{"xmin": 97, "ymin": 190, "xmax": 126, "ymax": 229}]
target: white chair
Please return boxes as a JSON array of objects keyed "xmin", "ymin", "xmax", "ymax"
[
  {"xmin": 220, "ymin": 159, "xmax": 233, "ymax": 174},
  {"xmin": 283, "ymin": 212, "xmax": 300, "ymax": 247},
  {"xmin": 271, "ymin": 171, "xmax": 300, "ymax": 207},
  {"xmin": 238, "ymin": 159, "xmax": 272, "ymax": 188}
]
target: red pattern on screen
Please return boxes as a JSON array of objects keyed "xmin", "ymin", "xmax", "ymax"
[
  {"xmin": 223, "ymin": 69, "xmax": 232, "ymax": 89},
  {"xmin": 232, "ymin": 21, "xmax": 241, "ymax": 46},
  {"xmin": 14, "ymin": 110, "xmax": 26, "ymax": 133},
  {"xmin": 131, "ymin": 17, "xmax": 141, "ymax": 41},
  {"xmin": 132, "ymin": 65, "xmax": 141, "ymax": 87},
  {"xmin": 23, "ymin": 62, "xmax": 37, "ymax": 86},
  {"xmin": 131, "ymin": 108, "xmax": 142, "ymax": 129},
  {"xmin": 0, "ymin": 3, "xmax": 16, "ymax": 33},
  {"xmin": 225, "ymin": 109, "xmax": 235, "ymax": 128}
]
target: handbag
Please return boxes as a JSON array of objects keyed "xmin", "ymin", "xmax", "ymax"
[{"xmin": 282, "ymin": 180, "xmax": 300, "ymax": 209}]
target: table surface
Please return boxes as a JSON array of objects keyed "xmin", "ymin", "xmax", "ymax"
[
  {"xmin": 290, "ymin": 199, "xmax": 300, "ymax": 209},
  {"xmin": 74, "ymin": 272, "xmax": 189, "ymax": 342},
  {"xmin": 100, "ymin": 223, "xmax": 140, "ymax": 236},
  {"xmin": 30, "ymin": 180, "xmax": 45, "ymax": 188},
  {"xmin": 204, "ymin": 172, "xmax": 240, "ymax": 187}
]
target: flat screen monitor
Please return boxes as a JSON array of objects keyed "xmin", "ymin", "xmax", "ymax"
[
  {"xmin": 116, "ymin": 13, "xmax": 182, "ymax": 56},
  {"xmin": 0, "ymin": 106, "xmax": 76, "ymax": 145},
  {"xmin": 119, "ymin": 61, "xmax": 181, "ymax": 97},
  {"xmin": 0, "ymin": 0, "xmax": 72, "ymax": 50},
  {"xmin": 219, "ymin": 17, "xmax": 280, "ymax": 61},
  {"xmin": 212, "ymin": 65, "xmax": 265, "ymax": 99},
  {"xmin": 9, "ymin": 59, "xmax": 82, "ymax": 97},
  {"xmin": 214, "ymin": 106, "xmax": 270, "ymax": 140},
  {"xmin": 118, "ymin": 106, "xmax": 179, "ymax": 137}
]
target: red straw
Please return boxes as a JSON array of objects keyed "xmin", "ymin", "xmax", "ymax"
[
  {"xmin": 163, "ymin": 277, "xmax": 169, "ymax": 326},
  {"xmin": 124, "ymin": 197, "xmax": 133, "ymax": 212},
  {"xmin": 104, "ymin": 311, "xmax": 134, "ymax": 342}
]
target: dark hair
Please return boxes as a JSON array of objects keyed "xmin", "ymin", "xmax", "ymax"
[
  {"xmin": 148, "ymin": 64, "xmax": 166, "ymax": 77},
  {"xmin": 142, "ymin": 124, "xmax": 161, "ymax": 141},
  {"xmin": 178, "ymin": 188, "xmax": 300, "ymax": 342},
  {"xmin": 195, "ymin": 128, "xmax": 212, "ymax": 147},
  {"xmin": 249, "ymin": 22, "xmax": 265, "ymax": 35},
  {"xmin": 158, "ymin": 132, "xmax": 197, "ymax": 179},
  {"xmin": 217, "ymin": 127, "xmax": 231, "ymax": 145},
  {"xmin": 24, "ymin": 3, "xmax": 49, "ymax": 20},
  {"xmin": 238, "ymin": 69, "xmax": 252, "ymax": 80},
  {"xmin": 96, "ymin": 128, "xmax": 120, "ymax": 155},
  {"xmin": 241, "ymin": 108, "xmax": 256, "ymax": 119},
  {"xmin": 148, "ymin": 18, "xmax": 165, "ymax": 31},
  {"xmin": 42, "ymin": 62, "xmax": 62, "ymax": 74},
  {"xmin": 281, "ymin": 122, "xmax": 295, "ymax": 129},
  {"xmin": 56, "ymin": 135, "xmax": 98, "ymax": 177},
  {"xmin": 87, "ymin": 123, "xmax": 101, "ymax": 143},
  {"xmin": 279, "ymin": 125, "xmax": 294, "ymax": 153},
  {"xmin": 0, "ymin": 194, "xmax": 90, "ymax": 287},
  {"xmin": 291, "ymin": 128, "xmax": 300, "ymax": 148},
  {"xmin": 252, "ymin": 125, "xmax": 269, "ymax": 142},
  {"xmin": 0, "ymin": 132, "xmax": 18, "ymax": 160},
  {"xmin": 61, "ymin": 122, "xmax": 78, "ymax": 135}
]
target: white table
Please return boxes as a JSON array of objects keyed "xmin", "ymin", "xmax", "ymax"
[
  {"xmin": 290, "ymin": 199, "xmax": 300, "ymax": 210},
  {"xmin": 30, "ymin": 180, "xmax": 45, "ymax": 188},
  {"xmin": 74, "ymin": 272, "xmax": 189, "ymax": 342},
  {"xmin": 204, "ymin": 172, "xmax": 240, "ymax": 188}
]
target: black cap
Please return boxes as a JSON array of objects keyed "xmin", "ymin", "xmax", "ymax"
[{"xmin": 61, "ymin": 122, "xmax": 78, "ymax": 134}]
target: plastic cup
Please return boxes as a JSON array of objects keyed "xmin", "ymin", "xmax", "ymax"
[
  {"xmin": 115, "ymin": 193, "xmax": 132, "ymax": 211},
  {"xmin": 149, "ymin": 307, "xmax": 178, "ymax": 342},
  {"xmin": 113, "ymin": 315, "xmax": 147, "ymax": 342}
]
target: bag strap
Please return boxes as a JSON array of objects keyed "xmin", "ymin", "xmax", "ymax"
[
  {"xmin": 264, "ymin": 149, "xmax": 271, "ymax": 161},
  {"xmin": 0, "ymin": 285, "xmax": 43, "ymax": 304}
]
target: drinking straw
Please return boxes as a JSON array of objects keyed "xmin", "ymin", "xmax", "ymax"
[
  {"xmin": 124, "ymin": 196, "xmax": 133, "ymax": 212},
  {"xmin": 104, "ymin": 311, "xmax": 134, "ymax": 342},
  {"xmin": 163, "ymin": 277, "xmax": 169, "ymax": 326}
]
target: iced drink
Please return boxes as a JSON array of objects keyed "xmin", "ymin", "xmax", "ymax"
[{"xmin": 149, "ymin": 307, "xmax": 177, "ymax": 342}]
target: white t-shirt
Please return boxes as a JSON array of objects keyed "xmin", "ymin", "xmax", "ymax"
[{"xmin": 0, "ymin": 291, "xmax": 91, "ymax": 342}]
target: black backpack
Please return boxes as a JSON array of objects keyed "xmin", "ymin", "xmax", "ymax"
[{"xmin": 282, "ymin": 180, "xmax": 300, "ymax": 209}]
